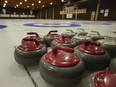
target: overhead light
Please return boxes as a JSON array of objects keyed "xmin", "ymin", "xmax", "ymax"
[
  {"xmin": 61, "ymin": 0, "xmax": 64, "ymax": 2},
  {"xmin": 3, "ymin": 5, "xmax": 6, "ymax": 7},
  {"xmin": 16, "ymin": 4, "xmax": 18, "ymax": 7},
  {"xmin": 4, "ymin": 3, "xmax": 6, "ymax": 6},
  {"xmin": 50, "ymin": 2, "xmax": 53, "ymax": 5},
  {"xmin": 5, "ymin": 0, "xmax": 8, "ymax": 3},
  {"xmin": 42, "ymin": 5, "xmax": 44, "ymax": 7},
  {"xmin": 24, "ymin": 0, "xmax": 27, "ymax": 2},
  {"xmin": 38, "ymin": 1, "xmax": 41, "ymax": 3},
  {"xmin": 20, "ymin": 2, "xmax": 22, "ymax": 5},
  {"xmin": 32, "ymin": 3, "xmax": 34, "ymax": 6}
]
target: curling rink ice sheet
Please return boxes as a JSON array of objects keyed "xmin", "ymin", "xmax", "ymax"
[{"xmin": 0, "ymin": 19, "xmax": 116, "ymax": 87}]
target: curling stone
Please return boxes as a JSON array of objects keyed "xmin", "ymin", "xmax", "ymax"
[
  {"xmin": 14, "ymin": 39, "xmax": 47, "ymax": 66},
  {"xmin": 43, "ymin": 30, "xmax": 60, "ymax": 47},
  {"xmin": 74, "ymin": 40, "xmax": 111, "ymax": 71},
  {"xmin": 39, "ymin": 46, "xmax": 85, "ymax": 87},
  {"xmin": 62, "ymin": 29, "xmax": 77, "ymax": 38},
  {"xmin": 22, "ymin": 32, "xmax": 44, "ymax": 44},
  {"xmin": 83, "ymin": 71, "xmax": 116, "ymax": 87},
  {"xmin": 100, "ymin": 36, "xmax": 116, "ymax": 58},
  {"xmin": 97, "ymin": 35, "xmax": 109, "ymax": 44},
  {"xmin": 77, "ymin": 28, "xmax": 88, "ymax": 36},
  {"xmin": 88, "ymin": 31, "xmax": 104, "ymax": 41},
  {"xmin": 51, "ymin": 34, "xmax": 77, "ymax": 48},
  {"xmin": 108, "ymin": 58, "xmax": 116, "ymax": 72},
  {"xmin": 72, "ymin": 31, "xmax": 91, "ymax": 46}
]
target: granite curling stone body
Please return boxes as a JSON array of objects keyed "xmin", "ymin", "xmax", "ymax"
[
  {"xmin": 39, "ymin": 46, "xmax": 85, "ymax": 87},
  {"xmin": 108, "ymin": 58, "xmax": 116, "ymax": 72},
  {"xmin": 74, "ymin": 40, "xmax": 111, "ymax": 71},
  {"xmin": 14, "ymin": 39, "xmax": 47, "ymax": 66},
  {"xmin": 100, "ymin": 36, "xmax": 116, "ymax": 58}
]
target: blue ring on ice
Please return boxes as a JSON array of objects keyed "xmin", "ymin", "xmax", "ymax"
[
  {"xmin": 81, "ymin": 22, "xmax": 112, "ymax": 25},
  {"xmin": 23, "ymin": 22, "xmax": 81, "ymax": 28},
  {"xmin": 0, "ymin": 25, "xmax": 7, "ymax": 29},
  {"xmin": 99, "ymin": 22, "xmax": 112, "ymax": 25}
]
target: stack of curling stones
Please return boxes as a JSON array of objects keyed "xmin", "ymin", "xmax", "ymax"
[{"xmin": 14, "ymin": 30, "xmax": 116, "ymax": 87}]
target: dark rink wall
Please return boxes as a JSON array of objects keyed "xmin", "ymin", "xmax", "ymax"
[
  {"xmin": 37, "ymin": 0, "xmax": 116, "ymax": 21},
  {"xmin": 98, "ymin": 0, "xmax": 116, "ymax": 20},
  {"xmin": 37, "ymin": 5, "xmax": 62, "ymax": 19},
  {"xmin": 0, "ymin": 6, "xmax": 37, "ymax": 19}
]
